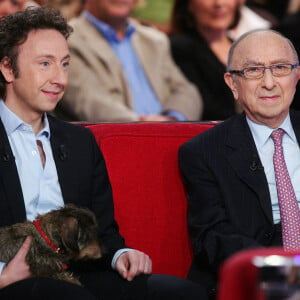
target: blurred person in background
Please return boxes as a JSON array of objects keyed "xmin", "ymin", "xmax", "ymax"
[
  {"xmin": 169, "ymin": 0, "xmax": 242, "ymax": 121},
  {"xmin": 169, "ymin": 0, "xmax": 273, "ymax": 121},
  {"xmin": 56, "ymin": 0, "xmax": 202, "ymax": 122},
  {"xmin": 0, "ymin": 0, "xmax": 24, "ymax": 16},
  {"xmin": 227, "ymin": 1, "xmax": 272, "ymax": 40},
  {"xmin": 41, "ymin": 0, "xmax": 85, "ymax": 20}
]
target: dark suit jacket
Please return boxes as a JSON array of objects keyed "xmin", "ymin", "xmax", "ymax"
[
  {"xmin": 169, "ymin": 32, "xmax": 236, "ymax": 121},
  {"xmin": 0, "ymin": 115, "xmax": 125, "ymax": 264},
  {"xmin": 178, "ymin": 112, "xmax": 300, "ymax": 291}
]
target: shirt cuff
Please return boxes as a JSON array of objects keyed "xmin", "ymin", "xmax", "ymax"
[
  {"xmin": 111, "ymin": 248, "xmax": 131, "ymax": 269},
  {"xmin": 0, "ymin": 262, "xmax": 6, "ymax": 275},
  {"xmin": 162, "ymin": 110, "xmax": 186, "ymax": 121}
]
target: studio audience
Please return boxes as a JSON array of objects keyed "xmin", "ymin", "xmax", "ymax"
[{"xmin": 56, "ymin": 0, "xmax": 203, "ymax": 122}]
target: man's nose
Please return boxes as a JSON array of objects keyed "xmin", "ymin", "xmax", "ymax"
[{"xmin": 261, "ymin": 68, "xmax": 276, "ymax": 89}]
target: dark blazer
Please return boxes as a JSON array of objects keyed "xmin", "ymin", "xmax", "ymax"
[
  {"xmin": 169, "ymin": 32, "xmax": 236, "ymax": 121},
  {"xmin": 178, "ymin": 112, "xmax": 300, "ymax": 291},
  {"xmin": 0, "ymin": 115, "xmax": 125, "ymax": 260}
]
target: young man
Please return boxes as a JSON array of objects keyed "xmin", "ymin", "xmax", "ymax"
[
  {"xmin": 0, "ymin": 7, "xmax": 207, "ymax": 300},
  {"xmin": 56, "ymin": 0, "xmax": 203, "ymax": 122},
  {"xmin": 179, "ymin": 29, "xmax": 300, "ymax": 298}
]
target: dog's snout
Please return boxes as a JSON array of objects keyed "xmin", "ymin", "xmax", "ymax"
[{"xmin": 77, "ymin": 241, "xmax": 102, "ymax": 259}]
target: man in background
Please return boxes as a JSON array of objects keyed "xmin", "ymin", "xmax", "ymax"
[{"xmin": 56, "ymin": 0, "xmax": 202, "ymax": 122}]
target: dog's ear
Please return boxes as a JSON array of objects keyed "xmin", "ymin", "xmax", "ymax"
[{"xmin": 60, "ymin": 217, "xmax": 80, "ymax": 255}]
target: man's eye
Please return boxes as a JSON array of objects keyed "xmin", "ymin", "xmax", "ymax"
[
  {"xmin": 274, "ymin": 64, "xmax": 288, "ymax": 70},
  {"xmin": 247, "ymin": 67, "xmax": 262, "ymax": 72},
  {"xmin": 41, "ymin": 62, "xmax": 49, "ymax": 67},
  {"xmin": 62, "ymin": 61, "xmax": 70, "ymax": 68}
]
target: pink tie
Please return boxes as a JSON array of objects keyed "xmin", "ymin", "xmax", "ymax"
[{"xmin": 271, "ymin": 128, "xmax": 300, "ymax": 251}]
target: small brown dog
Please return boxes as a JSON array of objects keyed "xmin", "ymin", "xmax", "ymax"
[{"xmin": 0, "ymin": 204, "xmax": 102, "ymax": 285}]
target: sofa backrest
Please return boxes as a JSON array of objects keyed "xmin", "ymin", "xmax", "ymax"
[{"xmin": 86, "ymin": 122, "xmax": 217, "ymax": 278}]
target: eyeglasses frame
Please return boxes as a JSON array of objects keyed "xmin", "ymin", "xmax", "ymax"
[{"xmin": 228, "ymin": 63, "xmax": 299, "ymax": 79}]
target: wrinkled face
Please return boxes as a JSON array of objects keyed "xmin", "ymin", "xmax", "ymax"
[
  {"xmin": 86, "ymin": 0, "xmax": 138, "ymax": 21},
  {"xmin": 0, "ymin": 0, "xmax": 23, "ymax": 17},
  {"xmin": 224, "ymin": 31, "xmax": 300, "ymax": 128},
  {"xmin": 0, "ymin": 29, "xmax": 70, "ymax": 120},
  {"xmin": 188, "ymin": 0, "xmax": 241, "ymax": 32}
]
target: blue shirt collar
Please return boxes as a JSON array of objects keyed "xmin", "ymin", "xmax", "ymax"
[
  {"xmin": 0, "ymin": 100, "xmax": 50, "ymax": 139},
  {"xmin": 83, "ymin": 10, "xmax": 136, "ymax": 42},
  {"xmin": 246, "ymin": 114, "xmax": 296, "ymax": 151}
]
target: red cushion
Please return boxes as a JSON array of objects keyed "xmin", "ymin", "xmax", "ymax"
[{"xmin": 86, "ymin": 122, "xmax": 216, "ymax": 278}]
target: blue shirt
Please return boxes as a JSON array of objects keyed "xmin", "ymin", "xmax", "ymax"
[
  {"xmin": 0, "ymin": 100, "xmax": 64, "ymax": 220},
  {"xmin": 0, "ymin": 100, "xmax": 65, "ymax": 274},
  {"xmin": 247, "ymin": 115, "xmax": 300, "ymax": 223},
  {"xmin": 84, "ymin": 11, "xmax": 185, "ymax": 121},
  {"xmin": 0, "ymin": 100, "xmax": 127, "ymax": 274}
]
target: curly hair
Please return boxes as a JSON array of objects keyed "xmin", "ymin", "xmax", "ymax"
[{"xmin": 0, "ymin": 6, "xmax": 73, "ymax": 98}]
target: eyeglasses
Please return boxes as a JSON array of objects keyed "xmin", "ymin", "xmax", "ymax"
[{"xmin": 229, "ymin": 63, "xmax": 299, "ymax": 79}]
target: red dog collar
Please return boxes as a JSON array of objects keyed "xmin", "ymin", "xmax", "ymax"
[{"xmin": 33, "ymin": 219, "xmax": 64, "ymax": 254}]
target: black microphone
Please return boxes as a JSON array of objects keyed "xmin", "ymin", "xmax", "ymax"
[
  {"xmin": 2, "ymin": 146, "xmax": 12, "ymax": 162},
  {"xmin": 250, "ymin": 160, "xmax": 258, "ymax": 171},
  {"xmin": 250, "ymin": 155, "xmax": 263, "ymax": 171},
  {"xmin": 59, "ymin": 144, "xmax": 67, "ymax": 161}
]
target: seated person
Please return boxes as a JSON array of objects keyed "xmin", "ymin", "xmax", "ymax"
[
  {"xmin": 169, "ymin": 0, "xmax": 242, "ymax": 121},
  {"xmin": 56, "ymin": 0, "xmax": 202, "ymax": 122},
  {"xmin": 0, "ymin": 6, "xmax": 208, "ymax": 300},
  {"xmin": 179, "ymin": 29, "xmax": 300, "ymax": 298}
]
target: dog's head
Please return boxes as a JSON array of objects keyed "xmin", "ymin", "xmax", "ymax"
[{"xmin": 37, "ymin": 205, "xmax": 102, "ymax": 260}]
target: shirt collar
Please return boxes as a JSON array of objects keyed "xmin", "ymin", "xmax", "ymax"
[
  {"xmin": 246, "ymin": 114, "xmax": 296, "ymax": 151},
  {"xmin": 83, "ymin": 10, "xmax": 136, "ymax": 42},
  {"xmin": 0, "ymin": 100, "xmax": 50, "ymax": 139}
]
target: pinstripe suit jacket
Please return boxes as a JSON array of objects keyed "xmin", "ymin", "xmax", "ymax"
[{"xmin": 179, "ymin": 112, "xmax": 300, "ymax": 289}]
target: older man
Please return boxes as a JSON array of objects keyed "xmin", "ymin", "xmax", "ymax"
[{"xmin": 179, "ymin": 29, "xmax": 300, "ymax": 298}]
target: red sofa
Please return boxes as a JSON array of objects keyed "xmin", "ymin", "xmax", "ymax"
[{"xmin": 85, "ymin": 122, "xmax": 216, "ymax": 278}]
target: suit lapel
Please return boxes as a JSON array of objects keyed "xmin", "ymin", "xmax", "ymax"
[
  {"xmin": 132, "ymin": 24, "xmax": 162, "ymax": 98},
  {"xmin": 76, "ymin": 16, "xmax": 128, "ymax": 86},
  {"xmin": 225, "ymin": 114, "xmax": 273, "ymax": 223},
  {"xmin": 48, "ymin": 116, "xmax": 79, "ymax": 205},
  {"xmin": 0, "ymin": 119, "xmax": 26, "ymax": 222},
  {"xmin": 291, "ymin": 110, "xmax": 300, "ymax": 144},
  {"xmin": 73, "ymin": 15, "xmax": 132, "ymax": 106}
]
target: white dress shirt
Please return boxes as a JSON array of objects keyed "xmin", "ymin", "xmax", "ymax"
[{"xmin": 247, "ymin": 115, "xmax": 300, "ymax": 223}]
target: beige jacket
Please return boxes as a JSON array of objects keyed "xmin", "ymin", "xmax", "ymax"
[{"xmin": 58, "ymin": 15, "xmax": 203, "ymax": 121}]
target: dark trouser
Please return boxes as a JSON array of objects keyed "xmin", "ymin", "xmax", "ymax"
[
  {"xmin": 0, "ymin": 272, "xmax": 208, "ymax": 300},
  {"xmin": 0, "ymin": 277, "xmax": 97, "ymax": 300},
  {"xmin": 79, "ymin": 270, "xmax": 208, "ymax": 300}
]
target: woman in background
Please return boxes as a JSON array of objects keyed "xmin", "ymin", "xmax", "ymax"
[{"xmin": 169, "ymin": 0, "xmax": 243, "ymax": 121}]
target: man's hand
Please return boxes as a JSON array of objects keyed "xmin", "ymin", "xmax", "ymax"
[
  {"xmin": 115, "ymin": 249, "xmax": 152, "ymax": 281},
  {"xmin": 0, "ymin": 236, "xmax": 32, "ymax": 288}
]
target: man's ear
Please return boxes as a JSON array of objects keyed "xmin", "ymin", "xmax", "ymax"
[
  {"xmin": 224, "ymin": 72, "xmax": 239, "ymax": 100},
  {"xmin": 0, "ymin": 57, "xmax": 14, "ymax": 83}
]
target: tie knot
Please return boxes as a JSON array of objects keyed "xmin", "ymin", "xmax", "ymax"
[{"xmin": 270, "ymin": 128, "xmax": 285, "ymax": 146}]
